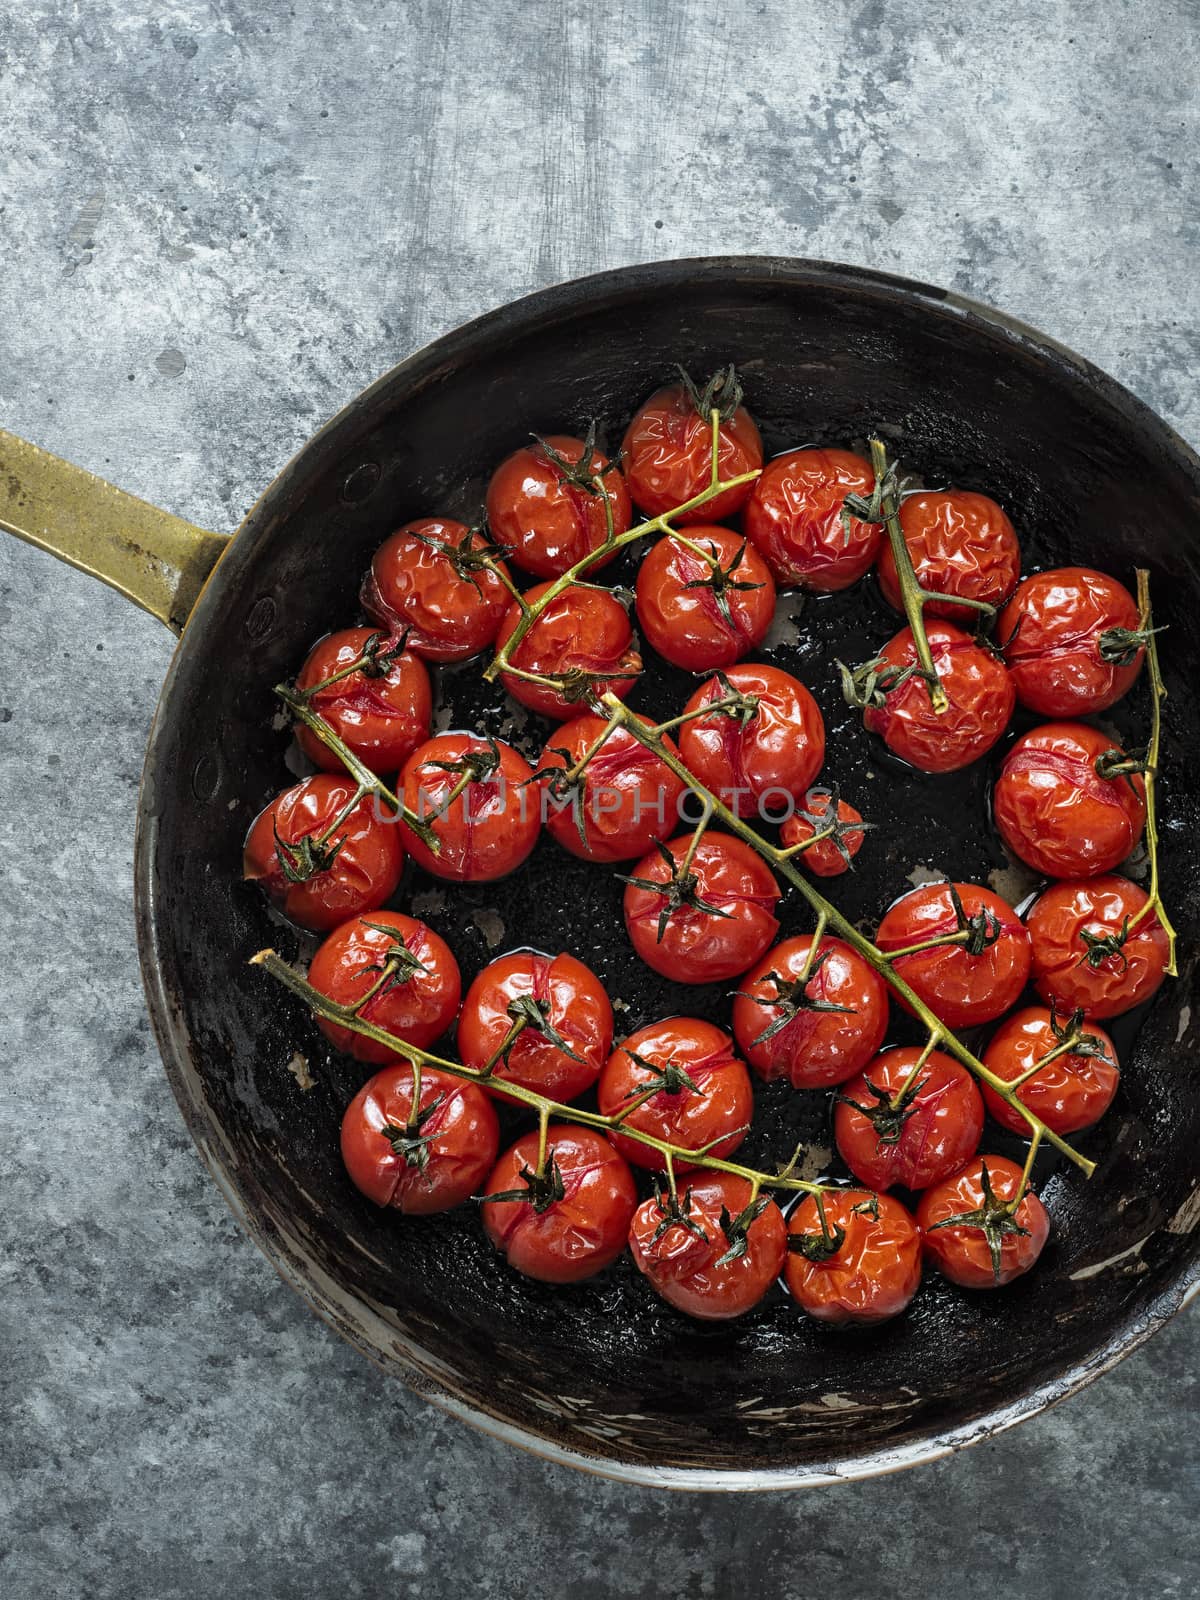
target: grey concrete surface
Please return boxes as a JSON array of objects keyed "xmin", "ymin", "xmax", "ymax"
[{"xmin": 1, "ymin": 1, "xmax": 1198, "ymax": 1595}]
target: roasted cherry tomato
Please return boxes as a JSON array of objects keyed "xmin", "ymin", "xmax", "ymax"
[
  {"xmin": 999, "ymin": 567, "xmax": 1146, "ymax": 717},
  {"xmin": 779, "ymin": 788, "xmax": 867, "ymax": 876},
  {"xmin": 635, "ymin": 526, "xmax": 776, "ymax": 672},
  {"xmin": 534, "ymin": 713, "xmax": 686, "ymax": 864},
  {"xmin": 628, "ymin": 1173, "xmax": 787, "ymax": 1321},
  {"xmin": 917, "ymin": 1156, "xmax": 1050, "ymax": 1289},
  {"xmin": 622, "ymin": 832, "xmax": 781, "ymax": 983},
  {"xmin": 785, "ymin": 1189, "xmax": 922, "ymax": 1325},
  {"xmin": 981, "ymin": 1005, "xmax": 1119, "ymax": 1136},
  {"xmin": 993, "ymin": 721, "xmax": 1146, "ymax": 879},
  {"xmin": 457, "ymin": 950, "xmax": 612, "ymax": 1103},
  {"xmin": 877, "ymin": 490, "xmax": 1021, "ymax": 621},
  {"xmin": 243, "ymin": 775, "xmax": 404, "ymax": 932},
  {"xmin": 1026, "ymin": 874, "xmax": 1170, "ymax": 1019},
  {"xmin": 598, "ymin": 1017, "xmax": 753, "ymax": 1171},
  {"xmin": 742, "ymin": 447, "xmax": 880, "ymax": 591},
  {"xmin": 399, "ymin": 732, "xmax": 539, "ymax": 882},
  {"xmin": 677, "ymin": 663, "xmax": 825, "ymax": 818},
  {"xmin": 293, "ymin": 628, "xmax": 432, "ymax": 774},
  {"xmin": 360, "ymin": 518, "xmax": 512, "ymax": 663},
  {"xmin": 486, "ymin": 432, "xmax": 631, "ymax": 579},
  {"xmin": 875, "ymin": 881, "xmax": 1030, "ymax": 1029},
  {"xmin": 307, "ymin": 911, "xmax": 462, "ymax": 1063},
  {"xmin": 834, "ymin": 1046, "xmax": 984, "ymax": 1192},
  {"xmin": 481, "ymin": 1126, "xmax": 637, "ymax": 1284},
  {"xmin": 340, "ymin": 1062, "xmax": 499, "ymax": 1214},
  {"xmin": 859, "ymin": 622, "xmax": 1015, "ymax": 773},
  {"xmin": 621, "ymin": 369, "xmax": 763, "ymax": 525},
  {"xmin": 732, "ymin": 935, "xmax": 888, "ymax": 1088},
  {"xmin": 495, "ymin": 581, "xmax": 640, "ymax": 721}
]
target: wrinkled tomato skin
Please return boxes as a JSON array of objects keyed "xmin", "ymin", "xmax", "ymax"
[
  {"xmin": 677, "ymin": 664, "xmax": 825, "ymax": 818},
  {"xmin": 361, "ymin": 519, "xmax": 512, "ymax": 663},
  {"xmin": 834, "ymin": 1047, "xmax": 985, "ymax": 1192},
  {"xmin": 536, "ymin": 714, "xmax": 686, "ymax": 864},
  {"xmin": 340, "ymin": 1063, "xmax": 499, "ymax": 1214},
  {"xmin": 621, "ymin": 381, "xmax": 763, "ymax": 525},
  {"xmin": 785, "ymin": 1190, "xmax": 922, "ymax": 1325},
  {"xmin": 877, "ymin": 491, "xmax": 1021, "ymax": 621},
  {"xmin": 863, "ymin": 622, "xmax": 1015, "ymax": 773},
  {"xmin": 623, "ymin": 833, "xmax": 781, "ymax": 983},
  {"xmin": 307, "ymin": 911, "xmax": 462, "ymax": 1063},
  {"xmin": 993, "ymin": 721, "xmax": 1146, "ymax": 879},
  {"xmin": 294, "ymin": 627, "xmax": 432, "ymax": 773},
  {"xmin": 732, "ymin": 935, "xmax": 888, "ymax": 1088},
  {"xmin": 496, "ymin": 582, "xmax": 640, "ymax": 721},
  {"xmin": 482, "ymin": 1126, "xmax": 637, "ymax": 1284},
  {"xmin": 598, "ymin": 1017, "xmax": 753, "ymax": 1171},
  {"xmin": 635, "ymin": 526, "xmax": 776, "ymax": 671},
  {"xmin": 243, "ymin": 775, "xmax": 404, "ymax": 932},
  {"xmin": 742, "ymin": 447, "xmax": 879, "ymax": 591},
  {"xmin": 918, "ymin": 1156, "xmax": 1050, "ymax": 1289},
  {"xmin": 779, "ymin": 793, "xmax": 866, "ymax": 876},
  {"xmin": 875, "ymin": 881, "xmax": 1030, "ymax": 1029},
  {"xmin": 999, "ymin": 567, "xmax": 1143, "ymax": 717},
  {"xmin": 1026, "ymin": 875, "xmax": 1169, "ymax": 1019},
  {"xmin": 628, "ymin": 1173, "xmax": 786, "ymax": 1320},
  {"xmin": 456, "ymin": 950, "xmax": 612, "ymax": 1102},
  {"xmin": 981, "ymin": 1006, "xmax": 1120, "ymax": 1136},
  {"xmin": 399, "ymin": 733, "xmax": 540, "ymax": 882},
  {"xmin": 486, "ymin": 434, "xmax": 631, "ymax": 579}
]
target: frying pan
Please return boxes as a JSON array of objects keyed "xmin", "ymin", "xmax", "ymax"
[{"xmin": 3, "ymin": 257, "xmax": 1198, "ymax": 1491}]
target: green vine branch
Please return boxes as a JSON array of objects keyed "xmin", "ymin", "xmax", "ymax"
[{"xmin": 1127, "ymin": 568, "xmax": 1178, "ymax": 973}]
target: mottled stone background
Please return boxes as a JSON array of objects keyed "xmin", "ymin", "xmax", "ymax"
[{"xmin": 1, "ymin": 1, "xmax": 1197, "ymax": 1595}]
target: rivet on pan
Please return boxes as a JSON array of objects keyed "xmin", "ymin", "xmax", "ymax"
[
  {"xmin": 340, "ymin": 461, "xmax": 381, "ymax": 505},
  {"xmin": 191, "ymin": 753, "xmax": 220, "ymax": 802},
  {"xmin": 245, "ymin": 595, "xmax": 277, "ymax": 641}
]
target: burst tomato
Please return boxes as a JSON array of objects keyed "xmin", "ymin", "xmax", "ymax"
[
  {"xmin": 361, "ymin": 518, "xmax": 512, "ymax": 663},
  {"xmin": 635, "ymin": 526, "xmax": 776, "ymax": 672},
  {"xmin": 398, "ymin": 733, "xmax": 539, "ymax": 882},
  {"xmin": 874, "ymin": 881, "xmax": 1030, "ymax": 1029},
  {"xmin": 628, "ymin": 1173, "xmax": 787, "ymax": 1320},
  {"xmin": 293, "ymin": 628, "xmax": 432, "ymax": 774},
  {"xmin": 859, "ymin": 622, "xmax": 1015, "ymax": 773},
  {"xmin": 534, "ymin": 713, "xmax": 685, "ymax": 864},
  {"xmin": 785, "ymin": 1189, "xmax": 922, "ymax": 1325},
  {"xmin": 999, "ymin": 567, "xmax": 1145, "ymax": 718},
  {"xmin": 495, "ymin": 581, "xmax": 640, "ymax": 720},
  {"xmin": 457, "ymin": 950, "xmax": 612, "ymax": 1102},
  {"xmin": 877, "ymin": 490, "xmax": 1021, "ymax": 620},
  {"xmin": 742, "ymin": 446, "xmax": 880, "ymax": 591},
  {"xmin": 307, "ymin": 911, "xmax": 462, "ymax": 1063},
  {"xmin": 1026, "ymin": 874, "xmax": 1170, "ymax": 1019},
  {"xmin": 779, "ymin": 789, "xmax": 867, "ymax": 876},
  {"xmin": 981, "ymin": 1005, "xmax": 1119, "ymax": 1136},
  {"xmin": 486, "ymin": 432, "xmax": 631, "ymax": 579},
  {"xmin": 621, "ymin": 369, "xmax": 763, "ymax": 524},
  {"xmin": 677, "ymin": 663, "xmax": 825, "ymax": 818},
  {"xmin": 917, "ymin": 1156, "xmax": 1050, "ymax": 1289},
  {"xmin": 834, "ymin": 1046, "xmax": 984, "ymax": 1192}
]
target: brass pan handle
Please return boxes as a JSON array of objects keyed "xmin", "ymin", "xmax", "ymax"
[{"xmin": 0, "ymin": 429, "xmax": 230, "ymax": 634}]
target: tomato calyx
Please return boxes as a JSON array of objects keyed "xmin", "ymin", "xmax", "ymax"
[
  {"xmin": 787, "ymin": 784, "xmax": 872, "ymax": 871},
  {"xmin": 502, "ymin": 994, "xmax": 587, "ymax": 1065},
  {"xmin": 1094, "ymin": 744, "xmax": 1152, "ymax": 791},
  {"xmin": 623, "ymin": 1047, "xmax": 701, "ymax": 1098},
  {"xmin": 381, "ymin": 1093, "xmax": 447, "ymax": 1172},
  {"xmin": 737, "ymin": 949, "xmax": 857, "ymax": 1048},
  {"xmin": 676, "ymin": 363, "xmax": 744, "ymax": 424},
  {"xmin": 835, "ymin": 1072, "xmax": 925, "ymax": 1147},
  {"xmin": 703, "ymin": 670, "xmax": 761, "ymax": 729},
  {"xmin": 272, "ymin": 820, "xmax": 345, "ymax": 884},
  {"xmin": 1077, "ymin": 916, "xmax": 1131, "ymax": 973},
  {"xmin": 714, "ymin": 1194, "xmax": 773, "ymax": 1266},
  {"xmin": 648, "ymin": 1177, "xmax": 710, "ymax": 1244},
  {"xmin": 427, "ymin": 737, "xmax": 503, "ymax": 787},
  {"xmin": 1097, "ymin": 622, "xmax": 1161, "ymax": 666},
  {"xmin": 837, "ymin": 654, "xmax": 936, "ymax": 712},
  {"xmin": 924, "ymin": 1158, "xmax": 1030, "ymax": 1284},
  {"xmin": 408, "ymin": 521, "xmax": 513, "ymax": 592},
  {"xmin": 787, "ymin": 1193, "xmax": 847, "ymax": 1262},
  {"xmin": 527, "ymin": 747, "xmax": 591, "ymax": 851},
  {"xmin": 850, "ymin": 1194, "xmax": 881, "ymax": 1220},
  {"xmin": 552, "ymin": 662, "xmax": 642, "ymax": 709},
  {"xmin": 487, "ymin": 1154, "xmax": 567, "ymax": 1214},
  {"xmin": 680, "ymin": 537, "xmax": 768, "ymax": 631},
  {"xmin": 946, "ymin": 882, "xmax": 1003, "ymax": 957},
  {"xmin": 1047, "ymin": 1001, "xmax": 1113, "ymax": 1063},
  {"xmin": 841, "ymin": 451, "xmax": 902, "ymax": 539},
  {"xmin": 618, "ymin": 839, "xmax": 734, "ymax": 945},
  {"xmin": 354, "ymin": 919, "xmax": 432, "ymax": 995},
  {"xmin": 533, "ymin": 421, "xmax": 621, "ymax": 498}
]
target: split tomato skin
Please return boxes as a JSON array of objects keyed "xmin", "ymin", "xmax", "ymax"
[
  {"xmin": 785, "ymin": 1190, "xmax": 922, "ymax": 1326},
  {"xmin": 981, "ymin": 1006, "xmax": 1119, "ymax": 1137},
  {"xmin": 628, "ymin": 1173, "xmax": 787, "ymax": 1321},
  {"xmin": 307, "ymin": 911, "xmax": 462, "ymax": 1063},
  {"xmin": 834, "ymin": 1046, "xmax": 985, "ymax": 1192},
  {"xmin": 862, "ymin": 621, "xmax": 1015, "ymax": 773},
  {"xmin": 635, "ymin": 526, "xmax": 776, "ymax": 671},
  {"xmin": 874, "ymin": 881, "xmax": 1031, "ymax": 1029},
  {"xmin": 361, "ymin": 519, "xmax": 512, "ymax": 663},
  {"xmin": 399, "ymin": 732, "xmax": 540, "ymax": 882},
  {"xmin": 496, "ymin": 581, "xmax": 641, "ymax": 721},
  {"xmin": 999, "ymin": 567, "xmax": 1144, "ymax": 718},
  {"xmin": 243, "ymin": 775, "xmax": 404, "ymax": 932},
  {"xmin": 877, "ymin": 490, "xmax": 1021, "ymax": 621},
  {"xmin": 340, "ymin": 1063, "xmax": 499, "ymax": 1214},
  {"xmin": 294, "ymin": 627, "xmax": 432, "ymax": 774},
  {"xmin": 621, "ymin": 377, "xmax": 763, "ymax": 525},
  {"xmin": 993, "ymin": 721, "xmax": 1146, "ymax": 879},
  {"xmin": 779, "ymin": 792, "xmax": 866, "ymax": 876},
  {"xmin": 486, "ymin": 434, "xmax": 631, "ymax": 578},
  {"xmin": 535, "ymin": 713, "xmax": 686, "ymax": 864},
  {"xmin": 917, "ymin": 1156, "xmax": 1050, "ymax": 1290},
  {"xmin": 742, "ymin": 446, "xmax": 880, "ymax": 591},
  {"xmin": 1026, "ymin": 874, "xmax": 1170, "ymax": 1019},
  {"xmin": 677, "ymin": 663, "xmax": 825, "ymax": 818},
  {"xmin": 482, "ymin": 1126, "xmax": 637, "ymax": 1284}
]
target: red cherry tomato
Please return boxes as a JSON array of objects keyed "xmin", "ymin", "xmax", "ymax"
[
  {"xmin": 482, "ymin": 1126, "xmax": 637, "ymax": 1284},
  {"xmin": 635, "ymin": 527, "xmax": 776, "ymax": 672},
  {"xmin": 860, "ymin": 622, "xmax": 1015, "ymax": 773},
  {"xmin": 495, "ymin": 581, "xmax": 640, "ymax": 721},
  {"xmin": 623, "ymin": 832, "xmax": 781, "ymax": 983},
  {"xmin": 457, "ymin": 950, "xmax": 612, "ymax": 1102},
  {"xmin": 486, "ymin": 433, "xmax": 631, "ymax": 579},
  {"xmin": 999, "ymin": 567, "xmax": 1145, "ymax": 717},
  {"xmin": 598, "ymin": 1017, "xmax": 753, "ymax": 1171},
  {"xmin": 779, "ymin": 789, "xmax": 867, "ymax": 877},
  {"xmin": 243, "ymin": 775, "xmax": 403, "ymax": 932},
  {"xmin": 340, "ymin": 1063, "xmax": 499, "ymax": 1214},
  {"xmin": 628, "ymin": 1173, "xmax": 787, "ymax": 1321},
  {"xmin": 361, "ymin": 518, "xmax": 512, "ymax": 663},
  {"xmin": 677, "ymin": 663, "xmax": 825, "ymax": 818},
  {"xmin": 917, "ymin": 1156, "xmax": 1050, "ymax": 1289},
  {"xmin": 534, "ymin": 713, "xmax": 685, "ymax": 864},
  {"xmin": 877, "ymin": 490, "xmax": 1021, "ymax": 621},
  {"xmin": 785, "ymin": 1190, "xmax": 922, "ymax": 1325},
  {"xmin": 834, "ymin": 1046, "xmax": 984, "ymax": 1192},
  {"xmin": 981, "ymin": 1006, "xmax": 1119, "ymax": 1136},
  {"xmin": 399, "ymin": 733, "xmax": 539, "ymax": 882},
  {"xmin": 621, "ymin": 370, "xmax": 763, "ymax": 525},
  {"xmin": 875, "ymin": 882, "xmax": 1031, "ymax": 1029},
  {"xmin": 732, "ymin": 935, "xmax": 888, "ymax": 1088},
  {"xmin": 294, "ymin": 628, "xmax": 432, "ymax": 774},
  {"xmin": 1026, "ymin": 874, "xmax": 1170, "ymax": 1019},
  {"xmin": 307, "ymin": 911, "xmax": 462, "ymax": 1063},
  {"xmin": 993, "ymin": 721, "xmax": 1146, "ymax": 879},
  {"xmin": 742, "ymin": 447, "xmax": 880, "ymax": 591}
]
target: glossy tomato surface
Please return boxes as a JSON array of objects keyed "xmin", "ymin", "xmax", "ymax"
[
  {"xmin": 981, "ymin": 1006, "xmax": 1120, "ymax": 1136},
  {"xmin": 361, "ymin": 518, "xmax": 512, "ymax": 663},
  {"xmin": 861, "ymin": 621, "xmax": 1015, "ymax": 773},
  {"xmin": 486, "ymin": 433, "xmax": 631, "ymax": 578},
  {"xmin": 834, "ymin": 1046, "xmax": 984, "ymax": 1192},
  {"xmin": 620, "ymin": 375, "xmax": 763, "ymax": 524},
  {"xmin": 918, "ymin": 1156, "xmax": 1050, "ymax": 1289},
  {"xmin": 742, "ymin": 446, "xmax": 879, "ymax": 590},
  {"xmin": 875, "ymin": 881, "xmax": 1030, "ymax": 1029},
  {"xmin": 496, "ymin": 581, "xmax": 640, "ymax": 720},
  {"xmin": 877, "ymin": 490, "xmax": 1021, "ymax": 620},
  {"xmin": 399, "ymin": 732, "xmax": 539, "ymax": 881},
  {"xmin": 999, "ymin": 567, "xmax": 1144, "ymax": 717},
  {"xmin": 779, "ymin": 790, "xmax": 867, "ymax": 876},
  {"xmin": 635, "ymin": 527, "xmax": 775, "ymax": 672},
  {"xmin": 535, "ymin": 713, "xmax": 685, "ymax": 863},
  {"xmin": 1026, "ymin": 874, "xmax": 1170, "ymax": 1019},
  {"xmin": 677, "ymin": 663, "xmax": 825, "ymax": 818},
  {"xmin": 785, "ymin": 1190, "xmax": 922, "ymax": 1325},
  {"xmin": 628, "ymin": 1173, "xmax": 787, "ymax": 1320},
  {"xmin": 294, "ymin": 627, "xmax": 432, "ymax": 773}
]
